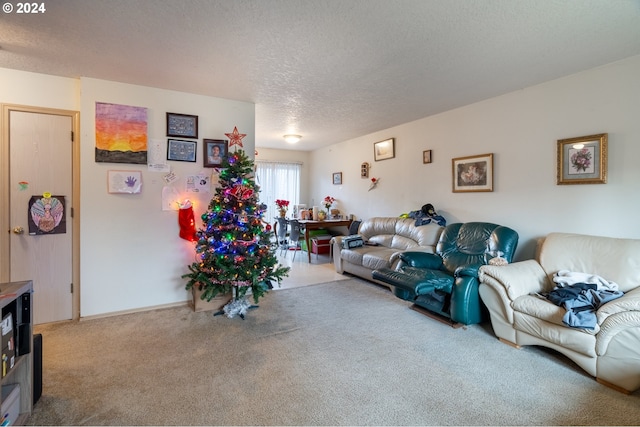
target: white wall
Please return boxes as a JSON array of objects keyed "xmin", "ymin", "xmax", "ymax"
[
  {"xmin": 310, "ymin": 55, "xmax": 640, "ymax": 260},
  {"xmin": 79, "ymin": 78, "xmax": 255, "ymax": 317},
  {"xmin": 0, "ymin": 68, "xmax": 80, "ymax": 109}
]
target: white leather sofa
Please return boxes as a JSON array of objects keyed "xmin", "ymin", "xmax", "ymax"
[
  {"xmin": 478, "ymin": 232, "xmax": 640, "ymax": 393},
  {"xmin": 332, "ymin": 217, "xmax": 443, "ymax": 288}
]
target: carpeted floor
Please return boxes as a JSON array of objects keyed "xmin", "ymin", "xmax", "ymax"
[{"xmin": 27, "ymin": 279, "xmax": 640, "ymax": 426}]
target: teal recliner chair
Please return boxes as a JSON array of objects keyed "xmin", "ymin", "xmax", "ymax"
[{"xmin": 372, "ymin": 222, "xmax": 518, "ymax": 325}]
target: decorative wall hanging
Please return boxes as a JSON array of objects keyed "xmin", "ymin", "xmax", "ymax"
[
  {"xmin": 369, "ymin": 177, "xmax": 380, "ymax": 191},
  {"xmin": 177, "ymin": 200, "xmax": 197, "ymax": 242},
  {"xmin": 361, "ymin": 162, "xmax": 369, "ymax": 178},
  {"xmin": 185, "ymin": 174, "xmax": 211, "ymax": 193},
  {"xmin": 167, "ymin": 139, "xmax": 197, "ymax": 162},
  {"xmin": 203, "ymin": 139, "xmax": 228, "ymax": 168},
  {"xmin": 28, "ymin": 194, "xmax": 66, "ymax": 235},
  {"xmin": 107, "ymin": 170, "xmax": 142, "ymax": 194},
  {"xmin": 333, "ymin": 172, "xmax": 342, "ymax": 185},
  {"xmin": 166, "ymin": 112, "xmax": 198, "ymax": 138},
  {"xmin": 225, "ymin": 126, "xmax": 247, "ymax": 148},
  {"xmin": 95, "ymin": 102, "xmax": 148, "ymax": 164},
  {"xmin": 452, "ymin": 153, "xmax": 493, "ymax": 193},
  {"xmin": 557, "ymin": 133, "xmax": 607, "ymax": 185},
  {"xmin": 374, "ymin": 138, "xmax": 395, "ymax": 161},
  {"xmin": 423, "ymin": 150, "xmax": 432, "ymax": 164}
]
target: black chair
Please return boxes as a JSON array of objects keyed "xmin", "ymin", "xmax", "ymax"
[{"xmin": 348, "ymin": 220, "xmax": 361, "ymax": 235}]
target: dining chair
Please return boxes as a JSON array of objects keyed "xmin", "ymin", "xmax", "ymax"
[
  {"xmin": 275, "ymin": 217, "xmax": 289, "ymax": 256},
  {"xmin": 287, "ymin": 219, "xmax": 303, "ymax": 261}
]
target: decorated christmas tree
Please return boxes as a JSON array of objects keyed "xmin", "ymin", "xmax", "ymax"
[{"xmin": 183, "ymin": 139, "xmax": 289, "ymax": 318}]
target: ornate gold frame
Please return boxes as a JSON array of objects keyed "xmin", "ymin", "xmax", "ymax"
[
  {"xmin": 452, "ymin": 153, "xmax": 493, "ymax": 193},
  {"xmin": 557, "ymin": 133, "xmax": 607, "ymax": 185}
]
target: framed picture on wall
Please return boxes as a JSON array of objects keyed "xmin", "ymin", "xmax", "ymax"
[
  {"xmin": 557, "ymin": 133, "xmax": 607, "ymax": 185},
  {"xmin": 374, "ymin": 138, "xmax": 395, "ymax": 161},
  {"xmin": 167, "ymin": 139, "xmax": 197, "ymax": 162},
  {"xmin": 333, "ymin": 172, "xmax": 342, "ymax": 185},
  {"xmin": 452, "ymin": 153, "xmax": 493, "ymax": 193},
  {"xmin": 203, "ymin": 139, "xmax": 228, "ymax": 168},
  {"xmin": 423, "ymin": 150, "xmax": 432, "ymax": 164},
  {"xmin": 166, "ymin": 112, "xmax": 198, "ymax": 138}
]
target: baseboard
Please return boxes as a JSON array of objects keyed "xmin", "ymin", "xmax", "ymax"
[{"xmin": 80, "ymin": 300, "xmax": 189, "ymax": 321}]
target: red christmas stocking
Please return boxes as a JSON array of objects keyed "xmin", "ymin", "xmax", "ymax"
[{"xmin": 178, "ymin": 205, "xmax": 197, "ymax": 242}]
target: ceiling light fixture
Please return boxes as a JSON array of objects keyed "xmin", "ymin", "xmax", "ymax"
[{"xmin": 283, "ymin": 134, "xmax": 302, "ymax": 144}]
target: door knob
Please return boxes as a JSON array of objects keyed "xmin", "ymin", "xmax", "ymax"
[{"xmin": 12, "ymin": 226, "xmax": 24, "ymax": 235}]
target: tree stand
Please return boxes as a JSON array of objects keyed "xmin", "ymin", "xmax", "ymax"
[{"xmin": 214, "ymin": 288, "xmax": 259, "ymax": 319}]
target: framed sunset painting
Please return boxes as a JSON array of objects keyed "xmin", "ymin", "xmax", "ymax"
[{"xmin": 95, "ymin": 102, "xmax": 148, "ymax": 164}]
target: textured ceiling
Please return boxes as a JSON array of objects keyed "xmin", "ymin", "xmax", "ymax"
[{"xmin": 1, "ymin": 0, "xmax": 639, "ymax": 151}]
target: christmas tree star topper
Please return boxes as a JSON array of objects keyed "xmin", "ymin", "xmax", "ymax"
[{"xmin": 225, "ymin": 126, "xmax": 247, "ymax": 148}]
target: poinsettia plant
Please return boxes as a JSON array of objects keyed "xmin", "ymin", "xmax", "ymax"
[{"xmin": 275, "ymin": 199, "xmax": 290, "ymax": 210}]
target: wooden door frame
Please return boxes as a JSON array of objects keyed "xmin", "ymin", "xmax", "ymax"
[{"xmin": 1, "ymin": 104, "xmax": 81, "ymax": 321}]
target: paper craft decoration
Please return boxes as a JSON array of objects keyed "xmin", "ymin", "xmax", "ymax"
[{"xmin": 28, "ymin": 195, "xmax": 66, "ymax": 235}]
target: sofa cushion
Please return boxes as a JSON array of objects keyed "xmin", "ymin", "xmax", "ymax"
[
  {"xmin": 512, "ymin": 294, "xmax": 599, "ymax": 334},
  {"xmin": 359, "ymin": 217, "xmax": 442, "ymax": 250},
  {"xmin": 362, "ymin": 248, "xmax": 398, "ymax": 270},
  {"xmin": 539, "ymin": 233, "xmax": 640, "ymax": 293}
]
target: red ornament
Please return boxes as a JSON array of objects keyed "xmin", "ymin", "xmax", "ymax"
[
  {"xmin": 225, "ymin": 126, "xmax": 247, "ymax": 148},
  {"xmin": 230, "ymin": 184, "xmax": 254, "ymax": 200}
]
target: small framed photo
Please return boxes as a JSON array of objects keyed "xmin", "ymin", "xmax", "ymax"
[
  {"xmin": 166, "ymin": 112, "xmax": 198, "ymax": 138},
  {"xmin": 557, "ymin": 133, "xmax": 607, "ymax": 185},
  {"xmin": 333, "ymin": 172, "xmax": 342, "ymax": 185},
  {"xmin": 107, "ymin": 170, "xmax": 142, "ymax": 194},
  {"xmin": 452, "ymin": 153, "xmax": 493, "ymax": 193},
  {"xmin": 360, "ymin": 162, "xmax": 369, "ymax": 178},
  {"xmin": 203, "ymin": 139, "xmax": 228, "ymax": 168},
  {"xmin": 374, "ymin": 138, "xmax": 395, "ymax": 161},
  {"xmin": 423, "ymin": 150, "xmax": 432, "ymax": 164},
  {"xmin": 167, "ymin": 139, "xmax": 197, "ymax": 162}
]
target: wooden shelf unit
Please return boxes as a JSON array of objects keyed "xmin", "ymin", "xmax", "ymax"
[{"xmin": 0, "ymin": 281, "xmax": 33, "ymax": 425}]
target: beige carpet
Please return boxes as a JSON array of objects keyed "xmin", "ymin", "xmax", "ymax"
[{"xmin": 28, "ymin": 279, "xmax": 640, "ymax": 426}]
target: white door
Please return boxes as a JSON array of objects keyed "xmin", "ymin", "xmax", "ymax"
[{"xmin": 8, "ymin": 109, "xmax": 74, "ymax": 324}]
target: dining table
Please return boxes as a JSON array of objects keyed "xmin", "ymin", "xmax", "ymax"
[{"xmin": 297, "ymin": 219, "xmax": 352, "ymax": 262}]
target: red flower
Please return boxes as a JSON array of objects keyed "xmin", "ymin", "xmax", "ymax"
[{"xmin": 275, "ymin": 199, "xmax": 290, "ymax": 209}]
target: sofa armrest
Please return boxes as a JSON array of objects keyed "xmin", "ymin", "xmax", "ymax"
[
  {"xmin": 597, "ymin": 286, "xmax": 640, "ymax": 325},
  {"xmin": 332, "ymin": 236, "xmax": 345, "ymax": 273},
  {"xmin": 396, "ymin": 251, "xmax": 443, "ymax": 269},
  {"xmin": 455, "ymin": 263, "xmax": 484, "ymax": 279},
  {"xmin": 596, "ymin": 308, "xmax": 640, "ymax": 357},
  {"xmin": 478, "ymin": 259, "xmax": 549, "ymax": 301}
]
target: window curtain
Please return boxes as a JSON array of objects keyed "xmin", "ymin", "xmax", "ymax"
[{"xmin": 256, "ymin": 161, "xmax": 301, "ymax": 226}]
